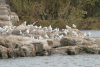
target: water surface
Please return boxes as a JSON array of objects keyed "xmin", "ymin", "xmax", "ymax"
[
  {"xmin": 81, "ymin": 30, "xmax": 100, "ymax": 37},
  {"xmin": 0, "ymin": 54, "xmax": 100, "ymax": 67}
]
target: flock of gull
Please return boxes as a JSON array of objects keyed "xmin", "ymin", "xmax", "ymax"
[{"xmin": 0, "ymin": 21, "xmax": 91, "ymax": 39}]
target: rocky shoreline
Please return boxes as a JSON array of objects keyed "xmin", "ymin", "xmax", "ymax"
[
  {"xmin": 0, "ymin": 30, "xmax": 100, "ymax": 59},
  {"xmin": 0, "ymin": 0, "xmax": 100, "ymax": 59}
]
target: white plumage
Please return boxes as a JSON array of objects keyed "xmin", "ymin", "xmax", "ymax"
[
  {"xmin": 52, "ymin": 28, "xmax": 59, "ymax": 32},
  {"xmin": 33, "ymin": 25, "xmax": 38, "ymax": 28},
  {"xmin": 48, "ymin": 25, "xmax": 52, "ymax": 31},
  {"xmin": 72, "ymin": 31, "xmax": 78, "ymax": 36},
  {"xmin": 45, "ymin": 33, "xmax": 49, "ymax": 39},
  {"xmin": 84, "ymin": 32, "xmax": 86, "ymax": 37},
  {"xmin": 31, "ymin": 36, "xmax": 34, "ymax": 39},
  {"xmin": 39, "ymin": 36, "xmax": 43, "ymax": 39},
  {"xmin": 72, "ymin": 24, "xmax": 76, "ymax": 28},
  {"xmin": 23, "ymin": 29, "xmax": 29, "ymax": 34},
  {"xmin": 19, "ymin": 30, "xmax": 24, "ymax": 35},
  {"xmin": 50, "ymin": 35, "xmax": 54, "ymax": 39},
  {"xmin": 33, "ymin": 21, "xmax": 38, "ymax": 26},
  {"xmin": 20, "ymin": 21, "xmax": 26, "ymax": 26},
  {"xmin": 63, "ymin": 30, "xmax": 68, "ymax": 34},
  {"xmin": 87, "ymin": 31, "xmax": 91, "ymax": 37},
  {"xmin": 43, "ymin": 27, "xmax": 48, "ymax": 31},
  {"xmin": 59, "ymin": 34, "xmax": 64, "ymax": 39},
  {"xmin": 66, "ymin": 25, "xmax": 71, "ymax": 29},
  {"xmin": 38, "ymin": 26, "xmax": 42, "ymax": 29}
]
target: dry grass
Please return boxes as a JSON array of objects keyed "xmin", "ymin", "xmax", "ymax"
[{"xmin": 6, "ymin": 0, "xmax": 100, "ymax": 29}]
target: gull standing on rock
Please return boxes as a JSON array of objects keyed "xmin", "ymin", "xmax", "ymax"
[
  {"xmin": 87, "ymin": 31, "xmax": 91, "ymax": 37},
  {"xmin": 33, "ymin": 21, "xmax": 38, "ymax": 26},
  {"xmin": 50, "ymin": 35, "xmax": 54, "ymax": 39},
  {"xmin": 66, "ymin": 25, "xmax": 71, "ymax": 29},
  {"xmin": 20, "ymin": 21, "xmax": 26, "ymax": 26},
  {"xmin": 52, "ymin": 28, "xmax": 59, "ymax": 32},
  {"xmin": 19, "ymin": 30, "xmax": 24, "ymax": 35},
  {"xmin": 63, "ymin": 30, "xmax": 68, "ymax": 35},
  {"xmin": 43, "ymin": 27, "xmax": 48, "ymax": 31},
  {"xmin": 33, "ymin": 25, "xmax": 38, "ymax": 29},
  {"xmin": 72, "ymin": 31, "xmax": 78, "ymax": 36},
  {"xmin": 48, "ymin": 25, "xmax": 52, "ymax": 31},
  {"xmin": 39, "ymin": 36, "xmax": 43, "ymax": 39},
  {"xmin": 84, "ymin": 32, "xmax": 86, "ymax": 37},
  {"xmin": 59, "ymin": 34, "xmax": 64, "ymax": 39},
  {"xmin": 38, "ymin": 26, "xmax": 42, "ymax": 29},
  {"xmin": 72, "ymin": 24, "xmax": 76, "ymax": 28},
  {"xmin": 31, "ymin": 36, "xmax": 34, "ymax": 39},
  {"xmin": 23, "ymin": 29, "xmax": 30, "ymax": 34},
  {"xmin": 45, "ymin": 33, "xmax": 49, "ymax": 39}
]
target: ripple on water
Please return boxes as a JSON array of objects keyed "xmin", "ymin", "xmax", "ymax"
[{"xmin": 0, "ymin": 54, "xmax": 100, "ymax": 67}]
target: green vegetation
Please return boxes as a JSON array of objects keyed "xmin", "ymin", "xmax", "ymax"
[{"xmin": 6, "ymin": 0, "xmax": 100, "ymax": 29}]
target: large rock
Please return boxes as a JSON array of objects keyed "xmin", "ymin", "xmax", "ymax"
[
  {"xmin": 33, "ymin": 42, "xmax": 43, "ymax": 52},
  {"xmin": 0, "ymin": 15, "xmax": 10, "ymax": 21},
  {"xmin": 7, "ymin": 48, "xmax": 14, "ymax": 58},
  {"xmin": 19, "ymin": 44, "xmax": 36, "ymax": 57},
  {"xmin": 79, "ymin": 44, "xmax": 99, "ymax": 54},
  {"xmin": 33, "ymin": 42, "xmax": 45, "ymax": 56},
  {"xmin": 66, "ymin": 46, "xmax": 80, "ymax": 55},
  {"xmin": 0, "ymin": 3, "xmax": 19, "ymax": 26},
  {"xmin": 47, "ymin": 39, "xmax": 61, "ymax": 48},
  {"xmin": 10, "ymin": 12, "xmax": 19, "ymax": 23},
  {"xmin": 51, "ymin": 47, "xmax": 67, "ymax": 55},
  {"xmin": 51, "ymin": 46, "xmax": 79, "ymax": 55},
  {"xmin": 0, "ymin": 36, "xmax": 24, "ymax": 48},
  {"xmin": 60, "ymin": 37, "xmax": 96, "ymax": 46},
  {"xmin": 60, "ymin": 37, "xmax": 77, "ymax": 46},
  {"xmin": 0, "ymin": 10, "xmax": 9, "ymax": 15},
  {"xmin": 0, "ymin": 20, "xmax": 12, "ymax": 27},
  {"xmin": 0, "ymin": 38, "xmax": 20, "ymax": 48},
  {"xmin": 51, "ymin": 44, "xmax": 99, "ymax": 55},
  {"xmin": 94, "ymin": 38, "xmax": 100, "ymax": 46},
  {"xmin": 0, "ymin": 45, "xmax": 8, "ymax": 59}
]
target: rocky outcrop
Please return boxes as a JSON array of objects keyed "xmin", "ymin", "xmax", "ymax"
[
  {"xmin": 0, "ymin": 0, "xmax": 99, "ymax": 58},
  {"xmin": 0, "ymin": 2, "xmax": 19, "ymax": 27},
  {"xmin": 60, "ymin": 37, "xmax": 77, "ymax": 46},
  {"xmin": 0, "ymin": 20, "xmax": 12, "ymax": 27},
  {"xmin": 0, "ymin": 33, "xmax": 99, "ymax": 59},
  {"xmin": 0, "ymin": 45, "xmax": 8, "ymax": 59},
  {"xmin": 0, "ymin": 35, "xmax": 52, "ymax": 58},
  {"xmin": 60, "ymin": 37, "xmax": 96, "ymax": 46}
]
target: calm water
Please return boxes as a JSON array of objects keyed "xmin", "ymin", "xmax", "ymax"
[
  {"xmin": 0, "ymin": 30, "xmax": 100, "ymax": 67},
  {"xmin": 0, "ymin": 54, "xmax": 100, "ymax": 67},
  {"xmin": 81, "ymin": 30, "xmax": 100, "ymax": 37}
]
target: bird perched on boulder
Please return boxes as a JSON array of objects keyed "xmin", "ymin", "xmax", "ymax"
[
  {"xmin": 39, "ymin": 35, "xmax": 43, "ymax": 39},
  {"xmin": 23, "ymin": 29, "xmax": 30, "ymax": 34},
  {"xmin": 72, "ymin": 24, "xmax": 76, "ymax": 28},
  {"xmin": 84, "ymin": 32, "xmax": 86, "ymax": 37},
  {"xmin": 45, "ymin": 33, "xmax": 49, "ymax": 39},
  {"xmin": 19, "ymin": 30, "xmax": 24, "ymax": 35},
  {"xmin": 33, "ymin": 21, "xmax": 38, "ymax": 26},
  {"xmin": 87, "ymin": 31, "xmax": 91, "ymax": 37},
  {"xmin": 48, "ymin": 25, "xmax": 52, "ymax": 31},
  {"xmin": 38, "ymin": 26, "xmax": 42, "ymax": 29},
  {"xmin": 59, "ymin": 34, "xmax": 64, "ymax": 39},
  {"xmin": 66, "ymin": 25, "xmax": 71, "ymax": 29},
  {"xmin": 72, "ymin": 31, "xmax": 78, "ymax": 36},
  {"xmin": 20, "ymin": 21, "xmax": 26, "ymax": 26},
  {"xmin": 31, "ymin": 36, "xmax": 34, "ymax": 39}
]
